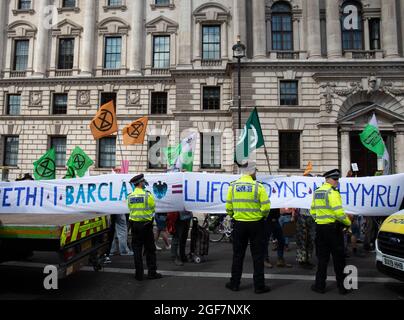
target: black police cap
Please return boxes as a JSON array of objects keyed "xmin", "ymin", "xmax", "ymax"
[
  {"xmin": 130, "ymin": 174, "xmax": 146, "ymax": 186},
  {"xmin": 324, "ymin": 169, "xmax": 341, "ymax": 179}
]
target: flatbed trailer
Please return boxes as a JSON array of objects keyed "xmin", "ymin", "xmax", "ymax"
[{"xmin": 0, "ymin": 214, "xmax": 110, "ymax": 278}]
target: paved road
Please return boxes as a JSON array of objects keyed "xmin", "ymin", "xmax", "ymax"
[{"xmin": 1, "ymin": 241, "xmax": 403, "ymax": 300}]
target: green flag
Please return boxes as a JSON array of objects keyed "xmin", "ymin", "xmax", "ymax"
[
  {"xmin": 236, "ymin": 108, "xmax": 265, "ymax": 162},
  {"xmin": 67, "ymin": 147, "xmax": 94, "ymax": 178},
  {"xmin": 360, "ymin": 114, "xmax": 385, "ymax": 157},
  {"xmin": 64, "ymin": 166, "xmax": 76, "ymax": 179},
  {"xmin": 163, "ymin": 133, "xmax": 197, "ymax": 172},
  {"xmin": 163, "ymin": 145, "xmax": 182, "ymax": 167},
  {"xmin": 33, "ymin": 148, "xmax": 56, "ymax": 181}
]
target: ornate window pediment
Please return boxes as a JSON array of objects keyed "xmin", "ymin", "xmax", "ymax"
[
  {"xmin": 146, "ymin": 16, "xmax": 179, "ymax": 34},
  {"xmin": 98, "ymin": 17, "xmax": 130, "ymax": 35},
  {"xmin": 7, "ymin": 21, "xmax": 37, "ymax": 38},
  {"xmin": 52, "ymin": 19, "xmax": 83, "ymax": 36},
  {"xmin": 193, "ymin": 2, "xmax": 230, "ymax": 23}
]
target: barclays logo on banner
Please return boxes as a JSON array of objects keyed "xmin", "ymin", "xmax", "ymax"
[{"xmin": 153, "ymin": 181, "xmax": 168, "ymax": 200}]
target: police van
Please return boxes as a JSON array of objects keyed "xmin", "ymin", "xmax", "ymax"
[{"xmin": 376, "ymin": 210, "xmax": 404, "ymax": 282}]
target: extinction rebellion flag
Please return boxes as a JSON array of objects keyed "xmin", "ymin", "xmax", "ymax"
[
  {"xmin": 90, "ymin": 101, "xmax": 118, "ymax": 140},
  {"xmin": 67, "ymin": 147, "xmax": 94, "ymax": 178},
  {"xmin": 123, "ymin": 117, "xmax": 148, "ymax": 145},
  {"xmin": 33, "ymin": 148, "xmax": 56, "ymax": 181}
]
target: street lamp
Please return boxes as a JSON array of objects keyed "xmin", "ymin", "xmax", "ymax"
[{"xmin": 232, "ymin": 36, "xmax": 246, "ymax": 130}]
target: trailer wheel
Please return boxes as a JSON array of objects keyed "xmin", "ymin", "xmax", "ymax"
[
  {"xmin": 93, "ymin": 263, "xmax": 103, "ymax": 272},
  {"xmin": 194, "ymin": 256, "xmax": 202, "ymax": 264}
]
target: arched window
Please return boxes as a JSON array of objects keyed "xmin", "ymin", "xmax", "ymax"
[
  {"xmin": 341, "ymin": 1, "xmax": 363, "ymax": 50},
  {"xmin": 271, "ymin": 1, "xmax": 293, "ymax": 51}
]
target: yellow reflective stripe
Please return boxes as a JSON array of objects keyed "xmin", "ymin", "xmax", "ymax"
[
  {"xmin": 81, "ymin": 231, "xmax": 87, "ymax": 238},
  {"xmin": 231, "ymin": 199, "xmax": 259, "ymax": 203},
  {"xmin": 71, "ymin": 222, "xmax": 81, "ymax": 242},
  {"xmin": 261, "ymin": 200, "xmax": 271, "ymax": 205},
  {"xmin": 233, "ymin": 208, "xmax": 262, "ymax": 213},
  {"xmin": 315, "ymin": 215, "xmax": 336, "ymax": 220},
  {"xmin": 254, "ymin": 182, "xmax": 259, "ymax": 201}
]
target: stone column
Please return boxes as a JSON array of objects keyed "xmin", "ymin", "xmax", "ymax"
[
  {"xmin": 80, "ymin": 0, "xmax": 96, "ymax": 76},
  {"xmin": 364, "ymin": 18, "xmax": 370, "ymax": 51},
  {"xmin": 252, "ymin": 0, "xmax": 266, "ymax": 59},
  {"xmin": 395, "ymin": 128, "xmax": 404, "ymax": 173},
  {"xmin": 222, "ymin": 22, "xmax": 228, "ymax": 59},
  {"xmin": 326, "ymin": 0, "xmax": 342, "ymax": 59},
  {"xmin": 178, "ymin": 0, "xmax": 192, "ymax": 67},
  {"xmin": 400, "ymin": 0, "xmax": 404, "ymax": 56},
  {"xmin": 32, "ymin": 0, "xmax": 49, "ymax": 77},
  {"xmin": 129, "ymin": 0, "xmax": 144, "ymax": 75},
  {"xmin": 307, "ymin": 0, "xmax": 321, "ymax": 59},
  {"xmin": 293, "ymin": 18, "xmax": 300, "ymax": 51},
  {"xmin": 0, "ymin": 0, "xmax": 7, "ymax": 75},
  {"xmin": 382, "ymin": 0, "xmax": 399, "ymax": 58},
  {"xmin": 340, "ymin": 129, "xmax": 351, "ymax": 177},
  {"xmin": 234, "ymin": 0, "xmax": 247, "ymax": 46},
  {"xmin": 193, "ymin": 22, "xmax": 201, "ymax": 60}
]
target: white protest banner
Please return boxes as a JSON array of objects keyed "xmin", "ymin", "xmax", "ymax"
[
  {"xmin": 1, "ymin": 173, "xmax": 403, "ymax": 216},
  {"xmin": 0, "ymin": 173, "xmax": 184, "ymax": 215},
  {"xmin": 183, "ymin": 173, "xmax": 404, "ymax": 216}
]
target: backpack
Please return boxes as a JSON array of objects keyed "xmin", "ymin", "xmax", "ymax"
[{"xmin": 166, "ymin": 212, "xmax": 179, "ymax": 235}]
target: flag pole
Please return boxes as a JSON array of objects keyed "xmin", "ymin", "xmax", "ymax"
[
  {"xmin": 263, "ymin": 144, "xmax": 272, "ymax": 175},
  {"xmin": 116, "ymin": 130, "xmax": 125, "ymax": 164}
]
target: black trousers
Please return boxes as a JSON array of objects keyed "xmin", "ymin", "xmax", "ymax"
[
  {"xmin": 171, "ymin": 219, "xmax": 191, "ymax": 261},
  {"xmin": 130, "ymin": 220, "xmax": 157, "ymax": 277},
  {"xmin": 230, "ymin": 220, "xmax": 266, "ymax": 290},
  {"xmin": 315, "ymin": 224, "xmax": 346, "ymax": 290}
]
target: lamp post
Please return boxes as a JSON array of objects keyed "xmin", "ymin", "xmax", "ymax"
[{"xmin": 232, "ymin": 36, "xmax": 246, "ymax": 130}]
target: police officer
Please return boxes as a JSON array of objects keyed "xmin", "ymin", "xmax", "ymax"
[
  {"xmin": 128, "ymin": 174, "xmax": 162, "ymax": 281},
  {"xmin": 310, "ymin": 169, "xmax": 352, "ymax": 295},
  {"xmin": 225, "ymin": 164, "xmax": 271, "ymax": 294}
]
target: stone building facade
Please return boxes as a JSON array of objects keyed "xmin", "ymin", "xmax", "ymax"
[{"xmin": 1, "ymin": 0, "xmax": 404, "ymax": 181}]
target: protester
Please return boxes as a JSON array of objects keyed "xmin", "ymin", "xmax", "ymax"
[
  {"xmin": 104, "ymin": 215, "xmax": 117, "ymax": 263},
  {"xmin": 264, "ymin": 208, "xmax": 292, "ymax": 269},
  {"xmin": 363, "ymin": 216, "xmax": 377, "ymax": 252},
  {"xmin": 295, "ymin": 207, "xmax": 316, "ymax": 269},
  {"xmin": 279, "ymin": 208, "xmax": 296, "ymax": 251},
  {"xmin": 171, "ymin": 210, "xmax": 193, "ymax": 266},
  {"xmin": 110, "ymin": 214, "xmax": 133, "ymax": 256},
  {"xmin": 155, "ymin": 213, "xmax": 171, "ymax": 251}
]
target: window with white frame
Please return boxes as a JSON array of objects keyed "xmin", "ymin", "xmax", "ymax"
[
  {"xmin": 6, "ymin": 94, "xmax": 21, "ymax": 116},
  {"xmin": 201, "ymin": 133, "xmax": 221, "ymax": 169},
  {"xmin": 62, "ymin": 0, "xmax": 75, "ymax": 7},
  {"xmin": 50, "ymin": 136, "xmax": 67, "ymax": 168},
  {"xmin": 98, "ymin": 137, "xmax": 116, "ymax": 168},
  {"xmin": 202, "ymin": 25, "xmax": 221, "ymax": 60},
  {"xmin": 104, "ymin": 37, "xmax": 122, "ymax": 69},
  {"xmin": 153, "ymin": 36, "xmax": 170, "ymax": 69},
  {"xmin": 18, "ymin": 0, "xmax": 31, "ymax": 10},
  {"xmin": 58, "ymin": 38, "xmax": 75, "ymax": 70},
  {"xmin": 3, "ymin": 136, "xmax": 19, "ymax": 167},
  {"xmin": 13, "ymin": 40, "xmax": 29, "ymax": 71}
]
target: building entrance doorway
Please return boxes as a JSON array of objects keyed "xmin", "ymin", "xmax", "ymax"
[{"xmin": 350, "ymin": 132, "xmax": 394, "ymax": 177}]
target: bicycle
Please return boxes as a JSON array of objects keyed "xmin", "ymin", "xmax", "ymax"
[{"xmin": 202, "ymin": 214, "xmax": 233, "ymax": 243}]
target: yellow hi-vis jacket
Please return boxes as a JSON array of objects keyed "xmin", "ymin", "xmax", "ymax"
[
  {"xmin": 226, "ymin": 175, "xmax": 271, "ymax": 222},
  {"xmin": 310, "ymin": 183, "xmax": 351, "ymax": 226},
  {"xmin": 127, "ymin": 187, "xmax": 156, "ymax": 222}
]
